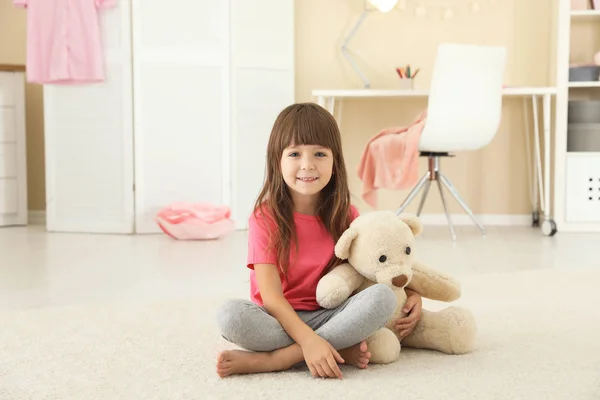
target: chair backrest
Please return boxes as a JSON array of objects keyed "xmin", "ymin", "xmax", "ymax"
[{"xmin": 419, "ymin": 43, "xmax": 506, "ymax": 152}]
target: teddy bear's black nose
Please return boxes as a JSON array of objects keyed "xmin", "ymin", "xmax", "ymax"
[{"xmin": 379, "ymin": 255, "xmax": 387, "ymax": 263}]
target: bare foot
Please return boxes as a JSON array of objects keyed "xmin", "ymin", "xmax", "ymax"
[
  {"xmin": 338, "ymin": 341, "xmax": 371, "ymax": 369},
  {"xmin": 216, "ymin": 350, "xmax": 274, "ymax": 377}
]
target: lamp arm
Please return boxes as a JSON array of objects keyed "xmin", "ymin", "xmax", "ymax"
[{"xmin": 341, "ymin": 10, "xmax": 371, "ymax": 88}]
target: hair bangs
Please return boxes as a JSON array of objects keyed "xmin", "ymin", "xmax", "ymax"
[{"xmin": 285, "ymin": 106, "xmax": 338, "ymax": 151}]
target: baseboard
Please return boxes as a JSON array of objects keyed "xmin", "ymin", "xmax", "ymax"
[
  {"xmin": 24, "ymin": 211, "xmax": 529, "ymax": 229},
  {"xmin": 28, "ymin": 210, "xmax": 46, "ymax": 226},
  {"xmin": 233, "ymin": 213, "xmax": 532, "ymax": 231},
  {"xmin": 417, "ymin": 213, "xmax": 531, "ymax": 226}
]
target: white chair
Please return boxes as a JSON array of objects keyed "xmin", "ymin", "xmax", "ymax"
[{"xmin": 395, "ymin": 43, "xmax": 507, "ymax": 240}]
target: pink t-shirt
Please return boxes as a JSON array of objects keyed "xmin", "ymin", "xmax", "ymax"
[{"xmin": 247, "ymin": 205, "xmax": 360, "ymax": 311}]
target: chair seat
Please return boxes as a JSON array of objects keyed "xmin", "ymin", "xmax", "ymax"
[{"xmin": 419, "ymin": 151, "xmax": 454, "ymax": 157}]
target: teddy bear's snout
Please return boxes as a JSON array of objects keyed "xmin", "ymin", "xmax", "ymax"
[{"xmin": 391, "ymin": 274, "xmax": 408, "ymax": 288}]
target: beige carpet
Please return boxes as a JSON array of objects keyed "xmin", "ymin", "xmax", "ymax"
[{"xmin": 1, "ymin": 267, "xmax": 599, "ymax": 400}]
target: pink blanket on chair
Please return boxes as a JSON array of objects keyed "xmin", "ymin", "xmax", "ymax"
[{"xmin": 357, "ymin": 111, "xmax": 427, "ymax": 208}]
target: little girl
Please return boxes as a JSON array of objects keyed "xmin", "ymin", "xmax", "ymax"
[{"xmin": 216, "ymin": 103, "xmax": 422, "ymax": 379}]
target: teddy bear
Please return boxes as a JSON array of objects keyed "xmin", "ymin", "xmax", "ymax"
[{"xmin": 316, "ymin": 210, "xmax": 477, "ymax": 364}]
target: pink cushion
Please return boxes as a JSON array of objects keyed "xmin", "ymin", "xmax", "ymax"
[{"xmin": 155, "ymin": 202, "xmax": 235, "ymax": 240}]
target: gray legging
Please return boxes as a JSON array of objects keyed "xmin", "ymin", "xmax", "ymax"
[{"xmin": 216, "ymin": 283, "xmax": 397, "ymax": 352}]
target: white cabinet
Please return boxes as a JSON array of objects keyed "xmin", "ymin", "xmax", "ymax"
[
  {"xmin": 131, "ymin": 0, "xmax": 229, "ymax": 233},
  {"xmin": 0, "ymin": 69, "xmax": 27, "ymax": 227},
  {"xmin": 565, "ymin": 154, "xmax": 600, "ymax": 223},
  {"xmin": 44, "ymin": 2, "xmax": 134, "ymax": 233},
  {"xmin": 553, "ymin": 0, "xmax": 600, "ymax": 232},
  {"xmin": 43, "ymin": 0, "xmax": 294, "ymax": 233}
]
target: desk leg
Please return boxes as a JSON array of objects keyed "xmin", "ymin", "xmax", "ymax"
[
  {"xmin": 523, "ymin": 98, "xmax": 539, "ymax": 226},
  {"xmin": 532, "ymin": 96, "xmax": 545, "ymax": 215},
  {"xmin": 316, "ymin": 96, "xmax": 326, "ymax": 108},
  {"xmin": 316, "ymin": 96, "xmax": 336, "ymax": 115},
  {"xmin": 541, "ymin": 93, "xmax": 557, "ymax": 236},
  {"xmin": 327, "ymin": 97, "xmax": 336, "ymax": 115},
  {"xmin": 335, "ymin": 99, "xmax": 344, "ymax": 127},
  {"xmin": 316, "ymin": 96, "xmax": 342, "ymax": 124}
]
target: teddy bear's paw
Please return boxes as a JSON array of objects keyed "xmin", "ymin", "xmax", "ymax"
[
  {"xmin": 440, "ymin": 306, "xmax": 477, "ymax": 354},
  {"xmin": 366, "ymin": 328, "xmax": 401, "ymax": 364},
  {"xmin": 316, "ymin": 276, "xmax": 351, "ymax": 309},
  {"xmin": 400, "ymin": 306, "xmax": 477, "ymax": 355}
]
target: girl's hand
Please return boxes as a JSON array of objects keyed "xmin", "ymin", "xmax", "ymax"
[
  {"xmin": 395, "ymin": 289, "xmax": 422, "ymax": 338},
  {"xmin": 300, "ymin": 334, "xmax": 344, "ymax": 379}
]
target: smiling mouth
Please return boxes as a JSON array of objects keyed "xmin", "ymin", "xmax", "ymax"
[{"xmin": 297, "ymin": 177, "xmax": 318, "ymax": 182}]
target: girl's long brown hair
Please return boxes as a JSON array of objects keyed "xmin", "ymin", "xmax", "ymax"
[{"xmin": 253, "ymin": 103, "xmax": 352, "ymax": 276}]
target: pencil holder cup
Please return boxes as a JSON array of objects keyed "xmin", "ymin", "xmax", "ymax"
[{"xmin": 398, "ymin": 78, "xmax": 414, "ymax": 90}]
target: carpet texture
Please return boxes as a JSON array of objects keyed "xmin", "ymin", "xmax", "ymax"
[{"xmin": 1, "ymin": 267, "xmax": 599, "ymax": 400}]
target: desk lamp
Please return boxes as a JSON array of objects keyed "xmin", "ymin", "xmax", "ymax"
[{"xmin": 341, "ymin": 0, "xmax": 398, "ymax": 88}]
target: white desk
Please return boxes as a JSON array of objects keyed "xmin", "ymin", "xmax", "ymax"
[{"xmin": 312, "ymin": 87, "xmax": 557, "ymax": 235}]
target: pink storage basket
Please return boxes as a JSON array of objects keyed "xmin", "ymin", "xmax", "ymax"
[{"xmin": 156, "ymin": 202, "xmax": 235, "ymax": 240}]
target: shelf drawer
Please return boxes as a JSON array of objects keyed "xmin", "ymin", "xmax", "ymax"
[
  {"xmin": 565, "ymin": 154, "xmax": 600, "ymax": 222},
  {"xmin": 567, "ymin": 123, "xmax": 600, "ymax": 152}
]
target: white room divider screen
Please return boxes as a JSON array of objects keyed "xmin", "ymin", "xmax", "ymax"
[{"xmin": 43, "ymin": 0, "xmax": 294, "ymax": 234}]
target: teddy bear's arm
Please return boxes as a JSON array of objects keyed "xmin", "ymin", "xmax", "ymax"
[
  {"xmin": 407, "ymin": 260, "xmax": 461, "ymax": 302},
  {"xmin": 316, "ymin": 263, "xmax": 365, "ymax": 309}
]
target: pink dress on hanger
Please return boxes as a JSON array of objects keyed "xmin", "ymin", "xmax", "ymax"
[{"xmin": 13, "ymin": 0, "xmax": 115, "ymax": 84}]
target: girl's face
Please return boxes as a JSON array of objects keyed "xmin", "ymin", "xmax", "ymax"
[{"xmin": 280, "ymin": 144, "xmax": 334, "ymax": 211}]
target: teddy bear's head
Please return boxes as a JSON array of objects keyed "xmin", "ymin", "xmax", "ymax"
[{"xmin": 335, "ymin": 210, "xmax": 422, "ymax": 289}]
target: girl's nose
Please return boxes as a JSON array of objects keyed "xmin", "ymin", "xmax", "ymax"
[
  {"xmin": 300, "ymin": 156, "xmax": 315, "ymax": 171},
  {"xmin": 300, "ymin": 158, "xmax": 315, "ymax": 170}
]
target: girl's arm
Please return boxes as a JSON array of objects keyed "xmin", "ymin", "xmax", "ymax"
[
  {"xmin": 395, "ymin": 288, "xmax": 422, "ymax": 338},
  {"xmin": 254, "ymin": 263, "xmax": 316, "ymax": 345}
]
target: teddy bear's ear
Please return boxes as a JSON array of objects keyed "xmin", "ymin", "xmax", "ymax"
[
  {"xmin": 397, "ymin": 213, "xmax": 423, "ymax": 236},
  {"xmin": 334, "ymin": 228, "xmax": 359, "ymax": 260}
]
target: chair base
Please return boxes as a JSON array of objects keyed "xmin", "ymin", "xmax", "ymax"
[{"xmin": 395, "ymin": 152, "xmax": 485, "ymax": 241}]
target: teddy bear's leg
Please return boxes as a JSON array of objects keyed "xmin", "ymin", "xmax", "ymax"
[
  {"xmin": 400, "ymin": 307, "xmax": 477, "ymax": 354},
  {"xmin": 365, "ymin": 327, "xmax": 401, "ymax": 364}
]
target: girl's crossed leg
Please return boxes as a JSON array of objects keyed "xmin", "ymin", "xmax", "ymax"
[{"xmin": 215, "ymin": 284, "xmax": 397, "ymax": 377}]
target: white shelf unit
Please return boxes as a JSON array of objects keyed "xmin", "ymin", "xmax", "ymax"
[
  {"xmin": 568, "ymin": 81, "xmax": 600, "ymax": 87},
  {"xmin": 553, "ymin": 0, "xmax": 600, "ymax": 232},
  {"xmin": 0, "ymin": 70, "xmax": 27, "ymax": 227},
  {"xmin": 570, "ymin": 10, "xmax": 600, "ymax": 18}
]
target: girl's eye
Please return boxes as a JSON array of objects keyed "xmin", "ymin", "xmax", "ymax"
[
  {"xmin": 315, "ymin": 152, "xmax": 327, "ymax": 157},
  {"xmin": 288, "ymin": 152, "xmax": 299, "ymax": 157}
]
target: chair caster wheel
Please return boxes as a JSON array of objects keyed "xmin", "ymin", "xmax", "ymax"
[
  {"xmin": 541, "ymin": 219, "xmax": 557, "ymax": 236},
  {"xmin": 532, "ymin": 211, "xmax": 540, "ymax": 227}
]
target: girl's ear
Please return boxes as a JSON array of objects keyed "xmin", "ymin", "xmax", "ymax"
[{"xmin": 334, "ymin": 228, "xmax": 358, "ymax": 259}]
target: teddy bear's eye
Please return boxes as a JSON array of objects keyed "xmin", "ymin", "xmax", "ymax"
[
  {"xmin": 378, "ymin": 255, "xmax": 387, "ymax": 263},
  {"xmin": 405, "ymin": 247, "xmax": 411, "ymax": 255}
]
